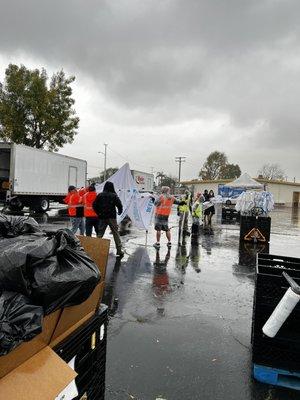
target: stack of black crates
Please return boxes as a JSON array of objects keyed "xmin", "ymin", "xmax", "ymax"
[
  {"xmin": 54, "ymin": 305, "xmax": 108, "ymax": 400},
  {"xmin": 252, "ymin": 254, "xmax": 300, "ymax": 372}
]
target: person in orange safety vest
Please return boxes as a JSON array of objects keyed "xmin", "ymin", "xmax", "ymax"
[
  {"xmin": 153, "ymin": 186, "xmax": 184, "ymax": 250},
  {"xmin": 64, "ymin": 185, "xmax": 85, "ymax": 235},
  {"xmin": 81, "ymin": 184, "xmax": 99, "ymax": 236}
]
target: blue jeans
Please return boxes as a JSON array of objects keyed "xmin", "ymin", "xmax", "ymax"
[{"xmin": 70, "ymin": 217, "xmax": 85, "ymax": 235}]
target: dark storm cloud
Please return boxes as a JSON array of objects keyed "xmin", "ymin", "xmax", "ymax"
[{"xmin": 0, "ymin": 0, "xmax": 300, "ymax": 153}]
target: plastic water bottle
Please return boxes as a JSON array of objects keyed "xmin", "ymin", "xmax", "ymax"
[{"xmin": 262, "ymin": 272, "xmax": 300, "ymax": 338}]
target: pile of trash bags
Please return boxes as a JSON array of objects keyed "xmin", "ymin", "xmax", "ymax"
[
  {"xmin": 0, "ymin": 215, "xmax": 101, "ymax": 355},
  {"xmin": 235, "ymin": 191, "xmax": 274, "ymax": 216}
]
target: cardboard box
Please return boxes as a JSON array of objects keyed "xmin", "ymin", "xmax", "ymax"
[
  {"xmin": 0, "ymin": 309, "xmax": 61, "ymax": 379},
  {"xmin": 50, "ymin": 236, "xmax": 109, "ymax": 346},
  {"xmin": 0, "ymin": 347, "xmax": 77, "ymax": 400},
  {"xmin": 50, "ymin": 281, "xmax": 105, "ymax": 347},
  {"xmin": 0, "ymin": 236, "xmax": 110, "ymax": 390}
]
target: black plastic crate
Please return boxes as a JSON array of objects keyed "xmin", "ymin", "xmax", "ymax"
[
  {"xmin": 255, "ymin": 275, "xmax": 300, "ymax": 308},
  {"xmin": 257, "ymin": 254, "xmax": 300, "ymax": 276},
  {"xmin": 255, "ymin": 254, "xmax": 300, "ymax": 308},
  {"xmin": 75, "ymin": 361, "xmax": 106, "ymax": 400},
  {"xmin": 252, "ymin": 254, "xmax": 300, "ymax": 371},
  {"xmin": 240, "ymin": 215, "xmax": 271, "ymax": 243},
  {"xmin": 54, "ymin": 304, "xmax": 108, "ymax": 400},
  {"xmin": 253, "ymin": 302, "xmax": 300, "ymax": 340},
  {"xmin": 222, "ymin": 207, "xmax": 240, "ymax": 221},
  {"xmin": 252, "ymin": 335, "xmax": 300, "ymax": 372}
]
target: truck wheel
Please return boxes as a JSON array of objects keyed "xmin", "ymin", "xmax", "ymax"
[
  {"xmin": 32, "ymin": 198, "xmax": 50, "ymax": 213},
  {"xmin": 9, "ymin": 197, "xmax": 24, "ymax": 212}
]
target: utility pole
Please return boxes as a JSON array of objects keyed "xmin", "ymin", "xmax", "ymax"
[
  {"xmin": 98, "ymin": 143, "xmax": 108, "ymax": 182},
  {"xmin": 103, "ymin": 143, "xmax": 108, "ymax": 181},
  {"xmin": 175, "ymin": 156, "xmax": 186, "ymax": 185}
]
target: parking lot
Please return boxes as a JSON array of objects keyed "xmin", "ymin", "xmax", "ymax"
[{"xmin": 4, "ymin": 204, "xmax": 297, "ymax": 400}]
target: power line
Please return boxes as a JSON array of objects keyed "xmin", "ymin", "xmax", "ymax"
[
  {"xmin": 108, "ymin": 147, "xmax": 152, "ymax": 171},
  {"xmin": 185, "ymin": 160, "xmax": 201, "ymax": 168}
]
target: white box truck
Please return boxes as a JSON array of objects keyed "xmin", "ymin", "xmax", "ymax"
[
  {"xmin": 0, "ymin": 143, "xmax": 87, "ymax": 212},
  {"xmin": 131, "ymin": 169, "xmax": 154, "ymax": 193}
]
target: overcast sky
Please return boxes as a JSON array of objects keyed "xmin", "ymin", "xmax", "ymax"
[{"xmin": 0, "ymin": 0, "xmax": 299, "ymax": 181}]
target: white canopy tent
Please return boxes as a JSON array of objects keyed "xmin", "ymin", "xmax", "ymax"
[
  {"xmin": 95, "ymin": 163, "xmax": 155, "ymax": 231},
  {"xmin": 224, "ymin": 172, "xmax": 263, "ymax": 189}
]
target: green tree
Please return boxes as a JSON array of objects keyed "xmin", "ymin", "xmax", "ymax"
[
  {"xmin": 156, "ymin": 171, "xmax": 165, "ymax": 186},
  {"xmin": 160, "ymin": 174, "xmax": 177, "ymax": 193},
  {"xmin": 199, "ymin": 151, "xmax": 227, "ymax": 180},
  {"xmin": 220, "ymin": 163, "xmax": 241, "ymax": 179},
  {"xmin": 0, "ymin": 64, "xmax": 79, "ymax": 151},
  {"xmin": 99, "ymin": 167, "xmax": 119, "ymax": 182},
  {"xmin": 89, "ymin": 167, "xmax": 119, "ymax": 183}
]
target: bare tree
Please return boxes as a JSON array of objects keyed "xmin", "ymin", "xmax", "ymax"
[{"xmin": 258, "ymin": 164, "xmax": 285, "ymax": 181}]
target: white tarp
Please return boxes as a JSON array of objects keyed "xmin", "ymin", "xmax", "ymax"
[
  {"xmin": 95, "ymin": 163, "xmax": 155, "ymax": 230},
  {"xmin": 224, "ymin": 172, "xmax": 263, "ymax": 189}
]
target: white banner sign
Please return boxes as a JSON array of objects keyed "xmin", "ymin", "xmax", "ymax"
[{"xmin": 95, "ymin": 163, "xmax": 155, "ymax": 231}]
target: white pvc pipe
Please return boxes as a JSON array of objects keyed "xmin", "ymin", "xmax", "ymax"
[{"xmin": 262, "ymin": 287, "xmax": 300, "ymax": 338}]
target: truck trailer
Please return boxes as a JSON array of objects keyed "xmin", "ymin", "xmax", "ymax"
[
  {"xmin": 130, "ymin": 169, "xmax": 154, "ymax": 193},
  {"xmin": 0, "ymin": 143, "xmax": 87, "ymax": 212}
]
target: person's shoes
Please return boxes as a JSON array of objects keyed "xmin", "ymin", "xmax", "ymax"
[
  {"xmin": 167, "ymin": 242, "xmax": 172, "ymax": 248},
  {"xmin": 153, "ymin": 242, "xmax": 160, "ymax": 249}
]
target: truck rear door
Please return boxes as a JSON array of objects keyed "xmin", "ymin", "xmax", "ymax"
[
  {"xmin": 68, "ymin": 166, "xmax": 78, "ymax": 188},
  {"xmin": 0, "ymin": 145, "xmax": 11, "ymax": 201}
]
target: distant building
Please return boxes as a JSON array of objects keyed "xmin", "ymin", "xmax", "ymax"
[{"xmin": 180, "ymin": 178, "xmax": 300, "ymax": 207}]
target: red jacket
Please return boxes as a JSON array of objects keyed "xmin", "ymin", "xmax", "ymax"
[
  {"xmin": 82, "ymin": 192, "xmax": 98, "ymax": 217},
  {"xmin": 64, "ymin": 192, "xmax": 82, "ymax": 217}
]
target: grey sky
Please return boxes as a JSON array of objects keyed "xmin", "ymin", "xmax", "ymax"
[{"xmin": 0, "ymin": 0, "xmax": 299, "ymax": 180}]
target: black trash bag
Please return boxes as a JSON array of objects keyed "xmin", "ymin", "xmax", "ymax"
[
  {"xmin": 31, "ymin": 229, "xmax": 101, "ymax": 314},
  {"xmin": 0, "ymin": 235, "xmax": 57, "ymax": 296},
  {"xmin": 50, "ymin": 228, "xmax": 83, "ymax": 251},
  {"xmin": 0, "ymin": 214, "xmax": 43, "ymax": 238},
  {"xmin": 0, "ymin": 291, "xmax": 43, "ymax": 355}
]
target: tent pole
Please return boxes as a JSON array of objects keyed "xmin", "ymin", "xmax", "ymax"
[{"xmin": 178, "ymin": 210, "xmax": 186, "ymax": 245}]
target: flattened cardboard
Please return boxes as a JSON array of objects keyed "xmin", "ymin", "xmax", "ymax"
[
  {"xmin": 50, "ymin": 281, "xmax": 105, "ymax": 346},
  {"xmin": 78, "ymin": 236, "xmax": 110, "ymax": 281},
  {"xmin": 50, "ymin": 237, "xmax": 109, "ymax": 344},
  {"xmin": 0, "ymin": 309, "xmax": 61, "ymax": 379},
  {"xmin": 0, "ymin": 347, "xmax": 76, "ymax": 400},
  {"xmin": 0, "ymin": 236, "xmax": 109, "ymax": 381}
]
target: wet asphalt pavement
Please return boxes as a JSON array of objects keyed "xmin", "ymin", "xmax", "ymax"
[{"xmin": 4, "ymin": 205, "xmax": 300, "ymax": 400}]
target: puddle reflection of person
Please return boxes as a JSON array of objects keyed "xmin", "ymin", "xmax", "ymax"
[
  {"xmin": 103, "ymin": 257, "xmax": 122, "ymax": 316},
  {"xmin": 175, "ymin": 245, "xmax": 189, "ymax": 284},
  {"xmin": 189, "ymin": 244, "xmax": 201, "ymax": 273},
  {"xmin": 153, "ymin": 249, "xmax": 171, "ymax": 296},
  {"xmin": 152, "ymin": 249, "xmax": 171, "ymax": 315},
  {"xmin": 201, "ymin": 235, "xmax": 212, "ymax": 255}
]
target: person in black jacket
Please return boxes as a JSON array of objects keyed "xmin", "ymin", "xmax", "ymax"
[{"xmin": 92, "ymin": 181, "xmax": 124, "ymax": 257}]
